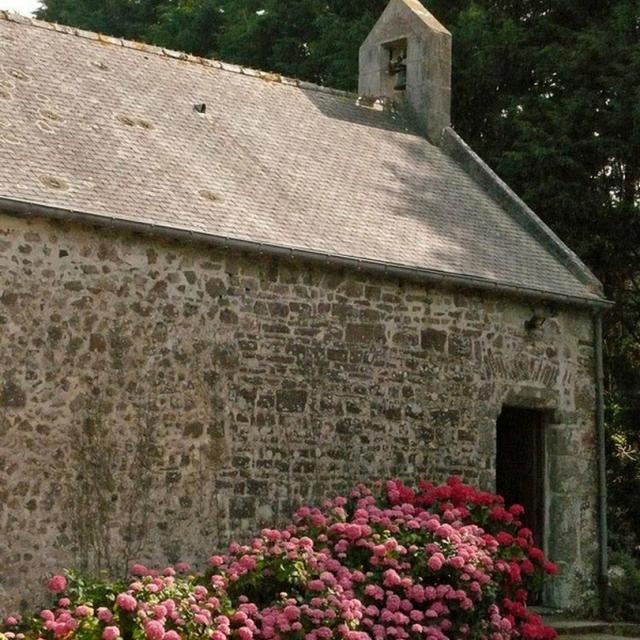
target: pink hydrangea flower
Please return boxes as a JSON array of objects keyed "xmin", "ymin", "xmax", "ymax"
[
  {"xmin": 427, "ymin": 554, "xmax": 444, "ymax": 572},
  {"xmin": 116, "ymin": 593, "xmax": 137, "ymax": 612},
  {"xmin": 97, "ymin": 608, "xmax": 113, "ymax": 623},
  {"xmin": 144, "ymin": 620, "xmax": 165, "ymax": 640},
  {"xmin": 237, "ymin": 627, "xmax": 252, "ymax": 640},
  {"xmin": 2, "ymin": 478, "xmax": 559, "ymax": 640},
  {"xmin": 383, "ymin": 569, "xmax": 402, "ymax": 587},
  {"xmin": 47, "ymin": 575, "xmax": 67, "ymax": 593},
  {"xmin": 130, "ymin": 564, "xmax": 149, "ymax": 576},
  {"xmin": 102, "ymin": 626, "xmax": 120, "ymax": 640}
]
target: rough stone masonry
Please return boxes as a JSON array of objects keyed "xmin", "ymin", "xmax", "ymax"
[{"xmin": 0, "ymin": 212, "xmax": 598, "ymax": 611}]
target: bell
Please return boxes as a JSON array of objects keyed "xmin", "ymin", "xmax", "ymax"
[
  {"xmin": 393, "ymin": 66, "xmax": 407, "ymax": 91},
  {"xmin": 389, "ymin": 55, "xmax": 407, "ymax": 91}
]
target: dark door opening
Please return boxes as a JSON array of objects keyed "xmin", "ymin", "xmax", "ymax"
[{"xmin": 496, "ymin": 406, "xmax": 546, "ymax": 548}]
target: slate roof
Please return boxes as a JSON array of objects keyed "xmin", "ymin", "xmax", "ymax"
[{"xmin": 0, "ymin": 12, "xmax": 606, "ymax": 306}]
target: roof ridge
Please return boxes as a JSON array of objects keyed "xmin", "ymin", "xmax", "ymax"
[{"xmin": 0, "ymin": 9, "xmax": 358, "ymax": 100}]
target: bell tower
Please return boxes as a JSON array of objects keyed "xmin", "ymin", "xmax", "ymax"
[{"xmin": 359, "ymin": 0, "xmax": 452, "ymax": 144}]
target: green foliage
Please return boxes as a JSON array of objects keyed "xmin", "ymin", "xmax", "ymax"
[
  {"xmin": 36, "ymin": 0, "xmax": 168, "ymax": 41},
  {"xmin": 150, "ymin": 0, "xmax": 225, "ymax": 57},
  {"xmin": 219, "ymin": 551, "xmax": 310, "ymax": 607},
  {"xmin": 34, "ymin": 0, "xmax": 640, "ymax": 551},
  {"xmin": 607, "ymin": 551, "xmax": 640, "ymax": 621},
  {"xmin": 606, "ymin": 393, "xmax": 640, "ymax": 551},
  {"xmin": 63, "ymin": 569, "xmax": 124, "ymax": 608}
]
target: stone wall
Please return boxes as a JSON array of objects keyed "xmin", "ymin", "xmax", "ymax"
[{"xmin": 0, "ymin": 211, "xmax": 598, "ymax": 611}]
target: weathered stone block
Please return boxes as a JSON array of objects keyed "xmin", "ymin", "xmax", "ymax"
[
  {"xmin": 220, "ymin": 309, "xmax": 239, "ymax": 324},
  {"xmin": 421, "ymin": 327, "xmax": 446, "ymax": 351},
  {"xmin": 276, "ymin": 389, "xmax": 308, "ymax": 412},
  {"xmin": 448, "ymin": 331, "xmax": 472, "ymax": 357},
  {"xmin": 345, "ymin": 323, "xmax": 386, "ymax": 343},
  {"xmin": 205, "ymin": 277, "xmax": 226, "ymax": 298},
  {"xmin": 89, "ymin": 333, "xmax": 107, "ymax": 352},
  {"xmin": 184, "ymin": 421, "xmax": 204, "ymax": 438},
  {"xmin": 229, "ymin": 496, "xmax": 256, "ymax": 520},
  {"xmin": 0, "ymin": 379, "xmax": 26, "ymax": 408}
]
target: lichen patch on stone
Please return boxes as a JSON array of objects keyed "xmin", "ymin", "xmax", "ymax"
[{"xmin": 39, "ymin": 174, "xmax": 69, "ymax": 190}]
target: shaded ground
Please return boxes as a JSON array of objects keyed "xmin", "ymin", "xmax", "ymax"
[
  {"xmin": 558, "ymin": 636, "xmax": 640, "ymax": 640},
  {"xmin": 545, "ymin": 614, "xmax": 640, "ymax": 640}
]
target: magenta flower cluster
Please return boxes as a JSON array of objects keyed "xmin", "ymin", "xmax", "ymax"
[{"xmin": 0, "ymin": 478, "xmax": 557, "ymax": 640}]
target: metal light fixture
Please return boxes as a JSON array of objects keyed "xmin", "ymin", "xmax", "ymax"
[{"xmin": 525, "ymin": 306, "xmax": 551, "ymax": 331}]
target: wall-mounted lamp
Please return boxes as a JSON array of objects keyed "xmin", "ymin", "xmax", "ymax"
[
  {"xmin": 525, "ymin": 306, "xmax": 553, "ymax": 331},
  {"xmin": 525, "ymin": 313, "xmax": 546, "ymax": 331}
]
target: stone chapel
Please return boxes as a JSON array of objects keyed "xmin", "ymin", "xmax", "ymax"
[{"xmin": 0, "ymin": 0, "xmax": 610, "ymax": 611}]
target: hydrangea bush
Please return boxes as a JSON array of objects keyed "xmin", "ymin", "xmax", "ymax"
[{"xmin": 1, "ymin": 478, "xmax": 558, "ymax": 640}]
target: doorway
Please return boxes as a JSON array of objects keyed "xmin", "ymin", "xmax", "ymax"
[{"xmin": 496, "ymin": 406, "xmax": 546, "ymax": 547}]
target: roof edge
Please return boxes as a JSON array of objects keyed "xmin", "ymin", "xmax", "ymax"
[
  {"xmin": 0, "ymin": 196, "xmax": 613, "ymax": 310},
  {"xmin": 0, "ymin": 10, "xmax": 357, "ymax": 101},
  {"xmin": 440, "ymin": 127, "xmax": 605, "ymax": 298},
  {"xmin": 394, "ymin": 0, "xmax": 451, "ymax": 36}
]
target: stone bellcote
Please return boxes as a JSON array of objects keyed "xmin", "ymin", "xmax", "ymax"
[{"xmin": 359, "ymin": 0, "xmax": 452, "ymax": 144}]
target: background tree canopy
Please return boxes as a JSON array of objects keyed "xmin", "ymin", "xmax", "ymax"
[{"xmin": 36, "ymin": 0, "xmax": 640, "ymax": 551}]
